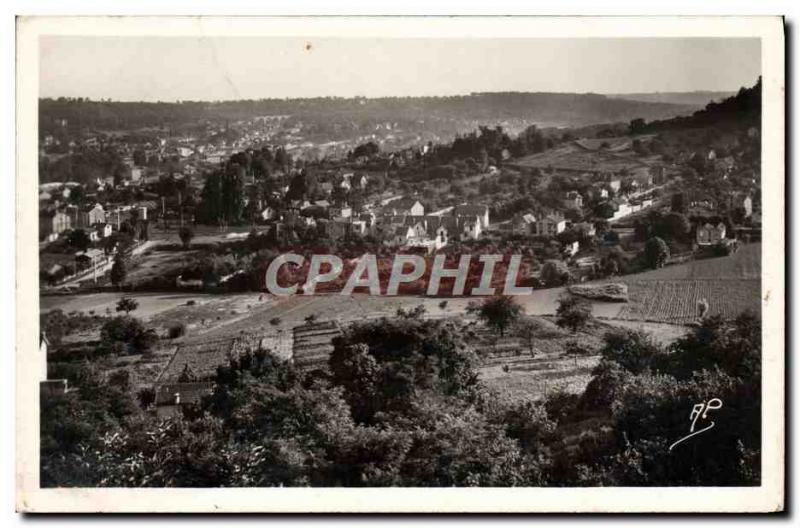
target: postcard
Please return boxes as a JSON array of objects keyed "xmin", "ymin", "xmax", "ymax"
[{"xmin": 15, "ymin": 15, "xmax": 785, "ymax": 513}]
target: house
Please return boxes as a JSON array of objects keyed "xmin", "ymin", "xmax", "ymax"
[
  {"xmin": 696, "ymin": 222, "xmax": 727, "ymax": 246},
  {"xmin": 153, "ymin": 381, "xmax": 215, "ymax": 418},
  {"xmin": 330, "ymin": 204, "xmax": 352, "ymax": 219},
  {"xmin": 563, "ymin": 191, "xmax": 584, "ymax": 209},
  {"xmin": 99, "ymin": 223, "xmax": 113, "ymax": 238},
  {"xmin": 536, "ymin": 214, "xmax": 567, "ymax": 236},
  {"xmin": 572, "ymin": 221, "xmax": 597, "ymax": 237},
  {"xmin": 387, "ymin": 225, "xmax": 416, "ymax": 246},
  {"xmin": 608, "ymin": 179, "xmax": 621, "ymax": 193},
  {"xmin": 460, "ymin": 216, "xmax": 483, "ymax": 240},
  {"xmin": 511, "ymin": 213, "xmax": 537, "ymax": 235},
  {"xmin": 39, "ymin": 209, "xmax": 71, "ymax": 240},
  {"xmin": 129, "ymin": 167, "xmax": 143, "ymax": 182},
  {"xmin": 79, "ymin": 203, "xmax": 106, "ymax": 228},
  {"xmin": 610, "ymin": 200, "xmax": 634, "ymax": 221},
  {"xmin": 453, "ymin": 204, "xmax": 490, "ymax": 228},
  {"xmin": 88, "ymin": 229, "xmax": 100, "ymax": 242},
  {"xmin": 563, "ymin": 240, "xmax": 580, "ymax": 257},
  {"xmin": 74, "ymin": 248, "xmax": 105, "ymax": 281},
  {"xmin": 386, "ymin": 197, "xmax": 425, "ymax": 216}
]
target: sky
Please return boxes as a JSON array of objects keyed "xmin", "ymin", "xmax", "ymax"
[{"xmin": 39, "ymin": 37, "xmax": 761, "ymax": 101}]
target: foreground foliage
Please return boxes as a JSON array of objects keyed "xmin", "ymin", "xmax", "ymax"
[{"xmin": 41, "ymin": 312, "xmax": 760, "ymax": 487}]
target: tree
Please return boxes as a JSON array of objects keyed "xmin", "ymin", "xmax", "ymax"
[
  {"xmin": 628, "ymin": 118, "xmax": 647, "ymax": 135},
  {"xmin": 67, "ymin": 229, "xmax": 91, "ymax": 252},
  {"xmin": 670, "ymin": 192, "xmax": 686, "ymax": 213},
  {"xmin": 179, "ymin": 226, "xmax": 194, "ymax": 249},
  {"xmin": 110, "ymin": 255, "xmax": 127, "ymax": 288},
  {"xmin": 555, "ymin": 295, "xmax": 592, "ymax": 333},
  {"xmin": 115, "ymin": 297, "xmax": 138, "ymax": 315},
  {"xmin": 540, "ymin": 260, "xmax": 570, "ymax": 287},
  {"xmin": 661, "ymin": 212, "xmax": 691, "ymax": 241},
  {"xmin": 594, "ymin": 202, "xmax": 616, "ymax": 219},
  {"xmin": 351, "ymin": 141, "xmax": 380, "ymax": 159},
  {"xmin": 515, "ymin": 317, "xmax": 540, "ymax": 356},
  {"xmin": 469, "ymin": 295, "xmax": 522, "ymax": 337},
  {"xmin": 136, "ymin": 386, "xmax": 155, "ymax": 410},
  {"xmin": 100, "ymin": 315, "xmax": 157, "ymax": 355},
  {"xmin": 644, "ymin": 236, "xmax": 670, "ymax": 269}
]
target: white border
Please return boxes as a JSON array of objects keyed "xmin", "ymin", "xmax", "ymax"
[{"xmin": 15, "ymin": 16, "xmax": 785, "ymax": 513}]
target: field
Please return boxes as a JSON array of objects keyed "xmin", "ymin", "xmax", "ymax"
[
  {"xmin": 617, "ymin": 279, "xmax": 760, "ymax": 324},
  {"xmin": 616, "ymin": 243, "xmax": 761, "ymax": 324},
  {"xmin": 511, "ymin": 141, "xmax": 649, "ymax": 174}
]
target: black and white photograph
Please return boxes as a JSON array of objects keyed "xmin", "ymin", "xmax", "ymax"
[{"xmin": 13, "ymin": 15, "xmax": 785, "ymax": 513}]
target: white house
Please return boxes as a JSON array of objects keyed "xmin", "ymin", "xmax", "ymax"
[
  {"xmin": 386, "ymin": 197, "xmax": 425, "ymax": 216},
  {"xmin": 536, "ymin": 214, "xmax": 567, "ymax": 236},
  {"xmin": 453, "ymin": 204, "xmax": 490, "ymax": 228}
]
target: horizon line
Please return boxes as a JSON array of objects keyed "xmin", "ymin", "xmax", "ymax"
[{"xmin": 38, "ymin": 87, "xmax": 742, "ymax": 105}]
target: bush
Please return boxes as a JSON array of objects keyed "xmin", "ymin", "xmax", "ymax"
[
  {"xmin": 100, "ymin": 316, "xmax": 157, "ymax": 355},
  {"xmin": 555, "ymin": 295, "xmax": 592, "ymax": 333},
  {"xmin": 644, "ymin": 236, "xmax": 670, "ymax": 269}
]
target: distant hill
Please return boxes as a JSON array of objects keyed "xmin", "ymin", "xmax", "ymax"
[
  {"xmin": 607, "ymin": 91, "xmax": 735, "ymax": 106},
  {"xmin": 38, "ymin": 92, "xmax": 700, "ymax": 135},
  {"xmin": 641, "ymin": 78, "xmax": 761, "ymax": 131}
]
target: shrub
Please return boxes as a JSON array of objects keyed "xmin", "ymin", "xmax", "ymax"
[
  {"xmin": 555, "ymin": 295, "xmax": 592, "ymax": 333},
  {"xmin": 644, "ymin": 236, "xmax": 670, "ymax": 269}
]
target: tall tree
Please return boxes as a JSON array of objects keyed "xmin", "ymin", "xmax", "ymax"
[{"xmin": 469, "ymin": 295, "xmax": 523, "ymax": 337}]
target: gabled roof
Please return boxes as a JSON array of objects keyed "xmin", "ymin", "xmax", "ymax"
[
  {"xmin": 154, "ymin": 381, "xmax": 214, "ymax": 406},
  {"xmin": 391, "ymin": 197, "xmax": 422, "ymax": 209},
  {"xmin": 453, "ymin": 204, "xmax": 488, "ymax": 217}
]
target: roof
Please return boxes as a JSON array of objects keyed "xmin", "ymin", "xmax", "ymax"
[
  {"xmin": 390, "ymin": 197, "xmax": 422, "ymax": 209},
  {"xmin": 453, "ymin": 204, "xmax": 488, "ymax": 217},
  {"xmin": 393, "ymin": 225, "xmax": 413, "ymax": 237},
  {"xmin": 75, "ymin": 249, "xmax": 104, "ymax": 259},
  {"xmin": 542, "ymin": 213, "xmax": 566, "ymax": 223},
  {"xmin": 154, "ymin": 381, "xmax": 214, "ymax": 406}
]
